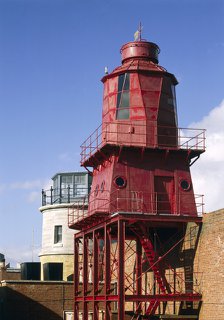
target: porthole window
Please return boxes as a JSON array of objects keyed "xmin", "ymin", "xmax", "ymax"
[
  {"xmin": 94, "ymin": 184, "xmax": 99, "ymax": 196},
  {"xmin": 180, "ymin": 179, "xmax": 191, "ymax": 191},
  {"xmin": 101, "ymin": 180, "xmax": 105, "ymax": 193},
  {"xmin": 114, "ymin": 176, "xmax": 127, "ymax": 189}
]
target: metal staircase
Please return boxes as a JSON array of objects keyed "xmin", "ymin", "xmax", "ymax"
[{"xmin": 130, "ymin": 224, "xmax": 170, "ymax": 316}]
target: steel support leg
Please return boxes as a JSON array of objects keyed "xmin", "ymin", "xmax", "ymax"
[
  {"xmin": 118, "ymin": 219, "xmax": 125, "ymax": 320},
  {"xmin": 83, "ymin": 235, "xmax": 88, "ymax": 320},
  {"xmin": 74, "ymin": 235, "xmax": 80, "ymax": 320},
  {"xmin": 136, "ymin": 236, "xmax": 142, "ymax": 314},
  {"xmin": 105, "ymin": 225, "xmax": 111, "ymax": 319},
  {"xmin": 93, "ymin": 230, "xmax": 99, "ymax": 320}
]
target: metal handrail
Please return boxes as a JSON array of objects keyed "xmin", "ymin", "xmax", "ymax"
[
  {"xmin": 80, "ymin": 122, "xmax": 206, "ymax": 164},
  {"xmin": 41, "ymin": 186, "xmax": 89, "ymax": 206},
  {"xmin": 68, "ymin": 189, "xmax": 204, "ymax": 227}
]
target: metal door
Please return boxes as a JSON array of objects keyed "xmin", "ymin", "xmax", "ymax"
[{"xmin": 154, "ymin": 176, "xmax": 174, "ymax": 214}]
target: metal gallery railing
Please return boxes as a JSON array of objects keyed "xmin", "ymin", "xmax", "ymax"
[
  {"xmin": 80, "ymin": 122, "xmax": 206, "ymax": 164},
  {"xmin": 68, "ymin": 190, "xmax": 204, "ymax": 227},
  {"xmin": 41, "ymin": 187, "xmax": 89, "ymax": 206}
]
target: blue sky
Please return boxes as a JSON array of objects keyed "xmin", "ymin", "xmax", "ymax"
[{"xmin": 0, "ymin": 0, "xmax": 223, "ymax": 265}]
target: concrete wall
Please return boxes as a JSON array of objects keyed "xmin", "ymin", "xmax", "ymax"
[
  {"xmin": 39, "ymin": 204, "xmax": 76, "ymax": 257},
  {"xmin": 39, "ymin": 203, "xmax": 78, "ymax": 281},
  {"xmin": 0, "ymin": 280, "xmax": 73, "ymax": 320}
]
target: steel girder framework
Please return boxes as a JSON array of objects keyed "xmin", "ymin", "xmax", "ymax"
[{"xmin": 73, "ymin": 215, "xmax": 202, "ymax": 320}]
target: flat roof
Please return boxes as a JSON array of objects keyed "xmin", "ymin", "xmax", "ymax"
[{"xmin": 52, "ymin": 171, "xmax": 88, "ymax": 180}]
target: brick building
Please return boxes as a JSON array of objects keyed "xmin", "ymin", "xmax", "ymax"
[
  {"xmin": 0, "ymin": 254, "xmax": 21, "ymax": 281},
  {"xmin": 196, "ymin": 209, "xmax": 224, "ymax": 320},
  {"xmin": 0, "ymin": 280, "xmax": 73, "ymax": 320}
]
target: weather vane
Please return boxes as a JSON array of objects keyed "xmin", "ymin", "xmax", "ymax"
[{"xmin": 134, "ymin": 22, "xmax": 143, "ymax": 41}]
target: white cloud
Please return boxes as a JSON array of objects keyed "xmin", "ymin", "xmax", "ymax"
[
  {"xmin": 9, "ymin": 178, "xmax": 52, "ymax": 203},
  {"xmin": 0, "ymin": 245, "xmax": 41, "ymax": 267},
  {"xmin": 0, "ymin": 184, "xmax": 6, "ymax": 193},
  {"xmin": 27, "ymin": 191, "xmax": 40, "ymax": 203},
  {"xmin": 58, "ymin": 151, "xmax": 80, "ymax": 162},
  {"xmin": 42, "ymin": 179, "xmax": 52, "ymax": 190},
  {"xmin": 58, "ymin": 152, "xmax": 72, "ymax": 161},
  {"xmin": 190, "ymin": 100, "xmax": 224, "ymax": 212},
  {"xmin": 10, "ymin": 180, "xmax": 42, "ymax": 190}
]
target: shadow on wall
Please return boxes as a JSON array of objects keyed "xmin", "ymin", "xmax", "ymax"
[{"xmin": 0, "ymin": 282, "xmax": 73, "ymax": 320}]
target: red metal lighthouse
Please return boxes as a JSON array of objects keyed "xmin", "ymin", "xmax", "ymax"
[{"xmin": 69, "ymin": 32, "xmax": 205, "ymax": 319}]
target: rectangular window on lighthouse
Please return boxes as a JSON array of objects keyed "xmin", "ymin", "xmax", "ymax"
[
  {"xmin": 116, "ymin": 73, "xmax": 130, "ymax": 119},
  {"xmin": 54, "ymin": 225, "xmax": 62, "ymax": 244}
]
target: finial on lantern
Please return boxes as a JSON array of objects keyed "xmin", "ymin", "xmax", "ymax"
[
  {"xmin": 104, "ymin": 66, "xmax": 108, "ymax": 74},
  {"xmin": 134, "ymin": 22, "xmax": 143, "ymax": 41}
]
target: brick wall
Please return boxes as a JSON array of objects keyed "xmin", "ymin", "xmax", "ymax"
[
  {"xmin": 0, "ymin": 268, "xmax": 21, "ymax": 281},
  {"xmin": 0, "ymin": 280, "xmax": 73, "ymax": 320},
  {"xmin": 195, "ymin": 209, "xmax": 224, "ymax": 320}
]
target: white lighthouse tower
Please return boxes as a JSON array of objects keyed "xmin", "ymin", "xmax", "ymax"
[{"xmin": 39, "ymin": 172, "xmax": 91, "ymax": 281}]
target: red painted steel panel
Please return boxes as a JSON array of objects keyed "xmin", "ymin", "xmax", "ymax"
[
  {"xmin": 120, "ymin": 41, "xmax": 160, "ymax": 64},
  {"xmin": 139, "ymin": 74, "xmax": 163, "ymax": 91},
  {"xmin": 154, "ymin": 176, "xmax": 174, "ymax": 214}
]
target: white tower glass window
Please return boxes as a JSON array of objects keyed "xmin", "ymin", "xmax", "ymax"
[{"xmin": 42, "ymin": 172, "xmax": 92, "ymax": 205}]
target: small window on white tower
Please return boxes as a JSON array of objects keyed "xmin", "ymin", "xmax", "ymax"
[{"xmin": 54, "ymin": 225, "xmax": 62, "ymax": 244}]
